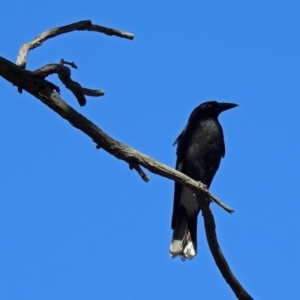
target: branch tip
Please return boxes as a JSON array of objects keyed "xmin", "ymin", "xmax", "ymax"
[
  {"xmin": 60, "ymin": 59, "xmax": 78, "ymax": 69},
  {"xmin": 129, "ymin": 163, "xmax": 150, "ymax": 182},
  {"xmin": 208, "ymin": 192, "xmax": 234, "ymax": 214}
]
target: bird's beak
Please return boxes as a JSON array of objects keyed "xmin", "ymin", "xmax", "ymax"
[{"xmin": 217, "ymin": 103, "xmax": 238, "ymax": 114}]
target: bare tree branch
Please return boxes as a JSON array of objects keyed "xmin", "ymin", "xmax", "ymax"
[
  {"xmin": 32, "ymin": 62, "xmax": 104, "ymax": 106},
  {"xmin": 198, "ymin": 198, "xmax": 254, "ymax": 300},
  {"xmin": 0, "ymin": 54, "xmax": 233, "ymax": 212},
  {"xmin": 0, "ymin": 21, "xmax": 253, "ymax": 299},
  {"xmin": 0, "ymin": 57, "xmax": 233, "ymax": 216},
  {"xmin": 16, "ymin": 20, "xmax": 134, "ymax": 69},
  {"xmin": 207, "ymin": 192, "xmax": 234, "ymax": 213}
]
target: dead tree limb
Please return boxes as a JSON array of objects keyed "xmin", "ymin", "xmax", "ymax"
[
  {"xmin": 0, "ymin": 55, "xmax": 234, "ymax": 213},
  {"xmin": 0, "ymin": 54, "xmax": 227, "ymax": 208},
  {"xmin": 16, "ymin": 20, "xmax": 134, "ymax": 69},
  {"xmin": 0, "ymin": 20, "xmax": 254, "ymax": 300},
  {"xmin": 33, "ymin": 62, "xmax": 104, "ymax": 106},
  {"xmin": 198, "ymin": 198, "xmax": 254, "ymax": 300}
]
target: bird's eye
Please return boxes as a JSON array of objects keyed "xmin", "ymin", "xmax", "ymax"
[{"xmin": 208, "ymin": 104, "xmax": 213, "ymax": 108}]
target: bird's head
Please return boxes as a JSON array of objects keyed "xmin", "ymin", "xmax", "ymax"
[{"xmin": 189, "ymin": 101, "xmax": 238, "ymax": 121}]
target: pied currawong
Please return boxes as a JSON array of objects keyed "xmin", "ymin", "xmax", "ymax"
[{"xmin": 170, "ymin": 101, "xmax": 237, "ymax": 260}]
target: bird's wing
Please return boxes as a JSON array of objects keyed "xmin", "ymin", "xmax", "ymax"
[
  {"xmin": 173, "ymin": 123, "xmax": 187, "ymax": 147},
  {"xmin": 171, "ymin": 122, "xmax": 194, "ymax": 229}
]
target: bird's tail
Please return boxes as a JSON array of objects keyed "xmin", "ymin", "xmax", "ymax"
[{"xmin": 169, "ymin": 207, "xmax": 198, "ymax": 261}]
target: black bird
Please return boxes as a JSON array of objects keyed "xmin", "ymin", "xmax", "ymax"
[{"xmin": 170, "ymin": 101, "xmax": 237, "ymax": 260}]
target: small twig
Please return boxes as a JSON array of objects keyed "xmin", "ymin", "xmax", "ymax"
[
  {"xmin": 197, "ymin": 183, "xmax": 234, "ymax": 213},
  {"xmin": 60, "ymin": 59, "xmax": 78, "ymax": 69},
  {"xmin": 129, "ymin": 163, "xmax": 150, "ymax": 182},
  {"xmin": 81, "ymin": 88, "xmax": 105, "ymax": 97},
  {"xmin": 208, "ymin": 191, "xmax": 234, "ymax": 213}
]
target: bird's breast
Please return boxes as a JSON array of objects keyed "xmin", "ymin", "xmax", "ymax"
[{"xmin": 183, "ymin": 119, "xmax": 224, "ymax": 185}]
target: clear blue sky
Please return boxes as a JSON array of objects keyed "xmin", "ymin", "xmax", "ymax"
[{"xmin": 1, "ymin": 1, "xmax": 300, "ymax": 299}]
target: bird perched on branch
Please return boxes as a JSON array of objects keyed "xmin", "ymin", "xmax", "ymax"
[{"xmin": 170, "ymin": 101, "xmax": 237, "ymax": 260}]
